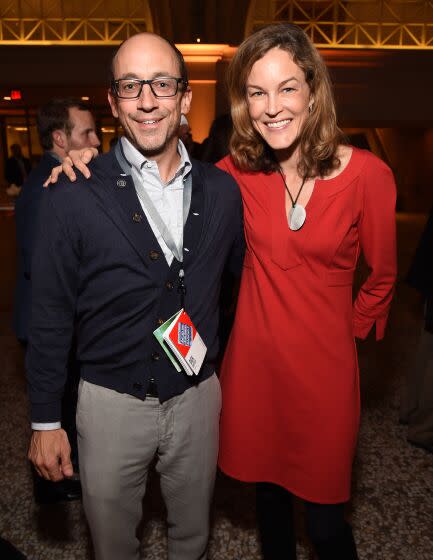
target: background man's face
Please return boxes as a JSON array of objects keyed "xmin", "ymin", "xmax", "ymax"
[
  {"xmin": 108, "ymin": 34, "xmax": 191, "ymax": 160},
  {"xmin": 66, "ymin": 107, "xmax": 100, "ymax": 151}
]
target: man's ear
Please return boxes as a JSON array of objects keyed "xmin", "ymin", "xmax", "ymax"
[
  {"xmin": 52, "ymin": 129, "xmax": 67, "ymax": 150},
  {"xmin": 180, "ymin": 86, "xmax": 192, "ymax": 117},
  {"xmin": 108, "ymin": 89, "xmax": 119, "ymax": 118}
]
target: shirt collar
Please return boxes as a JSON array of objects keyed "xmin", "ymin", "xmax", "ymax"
[
  {"xmin": 48, "ymin": 151, "xmax": 63, "ymax": 163},
  {"xmin": 120, "ymin": 136, "xmax": 191, "ymax": 185}
]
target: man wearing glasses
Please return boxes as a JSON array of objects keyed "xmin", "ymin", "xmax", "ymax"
[{"xmin": 26, "ymin": 33, "xmax": 243, "ymax": 560}]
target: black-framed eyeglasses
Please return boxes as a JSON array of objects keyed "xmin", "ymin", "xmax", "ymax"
[{"xmin": 112, "ymin": 77, "xmax": 186, "ymax": 99}]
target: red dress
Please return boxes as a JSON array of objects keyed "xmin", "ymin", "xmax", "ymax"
[{"xmin": 217, "ymin": 148, "xmax": 397, "ymax": 503}]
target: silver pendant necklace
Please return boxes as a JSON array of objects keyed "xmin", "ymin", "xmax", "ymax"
[{"xmin": 278, "ymin": 169, "xmax": 307, "ymax": 231}]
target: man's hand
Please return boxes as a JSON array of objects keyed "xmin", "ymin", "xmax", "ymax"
[
  {"xmin": 6, "ymin": 184, "xmax": 21, "ymax": 197},
  {"xmin": 28, "ymin": 428, "xmax": 74, "ymax": 481},
  {"xmin": 43, "ymin": 147, "xmax": 98, "ymax": 187}
]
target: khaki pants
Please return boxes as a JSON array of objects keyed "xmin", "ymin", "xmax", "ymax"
[{"xmin": 76, "ymin": 374, "xmax": 221, "ymax": 560}]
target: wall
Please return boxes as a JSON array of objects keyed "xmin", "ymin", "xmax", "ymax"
[{"xmin": 0, "ymin": 44, "xmax": 432, "ymax": 208}]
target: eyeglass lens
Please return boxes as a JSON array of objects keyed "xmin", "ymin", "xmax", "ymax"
[{"xmin": 116, "ymin": 78, "xmax": 179, "ymax": 98}]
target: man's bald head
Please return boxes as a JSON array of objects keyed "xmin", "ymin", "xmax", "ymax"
[
  {"xmin": 107, "ymin": 31, "xmax": 192, "ymax": 167},
  {"xmin": 110, "ymin": 33, "xmax": 188, "ymax": 90}
]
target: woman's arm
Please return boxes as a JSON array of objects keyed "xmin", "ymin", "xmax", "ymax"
[
  {"xmin": 353, "ymin": 156, "xmax": 397, "ymax": 340},
  {"xmin": 43, "ymin": 147, "xmax": 98, "ymax": 186}
]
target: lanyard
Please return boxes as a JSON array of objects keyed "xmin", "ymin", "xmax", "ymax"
[{"xmin": 114, "ymin": 141, "xmax": 192, "ymax": 306}]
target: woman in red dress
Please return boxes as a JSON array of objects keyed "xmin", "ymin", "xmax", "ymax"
[{"xmin": 216, "ymin": 24, "xmax": 396, "ymax": 559}]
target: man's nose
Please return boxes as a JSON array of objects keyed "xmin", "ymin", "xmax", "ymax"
[
  {"xmin": 91, "ymin": 133, "xmax": 101, "ymax": 149},
  {"xmin": 137, "ymin": 83, "xmax": 159, "ymax": 110}
]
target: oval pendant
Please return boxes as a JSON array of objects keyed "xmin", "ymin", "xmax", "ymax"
[{"xmin": 288, "ymin": 204, "xmax": 306, "ymax": 231}]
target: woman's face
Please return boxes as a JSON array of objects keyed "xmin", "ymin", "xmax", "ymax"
[{"xmin": 246, "ymin": 47, "xmax": 312, "ymax": 156}]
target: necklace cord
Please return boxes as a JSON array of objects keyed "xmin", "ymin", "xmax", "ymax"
[{"xmin": 278, "ymin": 169, "xmax": 307, "ymax": 208}]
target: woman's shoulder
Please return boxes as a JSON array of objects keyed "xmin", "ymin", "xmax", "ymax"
[
  {"xmin": 325, "ymin": 145, "xmax": 392, "ymax": 183},
  {"xmin": 343, "ymin": 146, "xmax": 396, "ymax": 203},
  {"xmin": 216, "ymin": 155, "xmax": 237, "ymax": 176},
  {"xmin": 216, "ymin": 155, "xmax": 263, "ymax": 183},
  {"xmin": 193, "ymin": 158, "xmax": 242, "ymax": 202},
  {"xmin": 349, "ymin": 145, "xmax": 392, "ymax": 173}
]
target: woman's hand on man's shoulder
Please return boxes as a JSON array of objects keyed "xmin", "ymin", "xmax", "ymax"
[{"xmin": 43, "ymin": 147, "xmax": 99, "ymax": 187}]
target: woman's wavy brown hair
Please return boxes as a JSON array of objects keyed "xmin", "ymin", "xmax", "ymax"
[{"xmin": 228, "ymin": 23, "xmax": 344, "ymax": 177}]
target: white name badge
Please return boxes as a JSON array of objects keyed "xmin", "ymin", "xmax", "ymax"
[{"xmin": 153, "ymin": 309, "xmax": 207, "ymax": 376}]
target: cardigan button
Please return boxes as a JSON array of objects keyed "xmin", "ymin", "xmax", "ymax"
[
  {"xmin": 151, "ymin": 352, "xmax": 160, "ymax": 361},
  {"xmin": 166, "ymin": 281, "xmax": 174, "ymax": 290},
  {"xmin": 157, "ymin": 318, "xmax": 164, "ymax": 326},
  {"xmin": 149, "ymin": 250, "xmax": 160, "ymax": 261},
  {"xmin": 132, "ymin": 212, "xmax": 143, "ymax": 223}
]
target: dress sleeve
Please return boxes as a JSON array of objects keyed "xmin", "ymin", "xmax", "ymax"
[{"xmin": 353, "ymin": 157, "xmax": 397, "ymax": 340}]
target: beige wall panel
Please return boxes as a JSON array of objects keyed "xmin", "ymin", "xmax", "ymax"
[{"xmin": 187, "ymin": 82, "xmax": 216, "ymax": 143}]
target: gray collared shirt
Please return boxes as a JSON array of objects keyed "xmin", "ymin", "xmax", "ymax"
[{"xmin": 121, "ymin": 136, "xmax": 192, "ymax": 265}]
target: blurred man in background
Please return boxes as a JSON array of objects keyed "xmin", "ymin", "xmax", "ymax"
[{"xmin": 14, "ymin": 97, "xmax": 100, "ymax": 504}]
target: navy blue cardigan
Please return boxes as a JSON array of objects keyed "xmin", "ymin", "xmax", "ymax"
[{"xmin": 26, "ymin": 151, "xmax": 244, "ymax": 423}]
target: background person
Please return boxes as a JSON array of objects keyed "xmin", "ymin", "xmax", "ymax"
[
  {"xmin": 4, "ymin": 143, "xmax": 31, "ymax": 197},
  {"xmin": 178, "ymin": 113, "xmax": 203, "ymax": 158},
  {"xmin": 401, "ymin": 205, "xmax": 433, "ymax": 453},
  {"xmin": 201, "ymin": 113, "xmax": 233, "ymax": 164},
  {"xmin": 14, "ymin": 97, "xmax": 100, "ymax": 503},
  {"xmin": 216, "ymin": 23, "xmax": 396, "ymax": 559}
]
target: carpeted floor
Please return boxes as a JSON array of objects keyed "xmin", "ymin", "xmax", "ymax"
[{"xmin": 0, "ymin": 213, "xmax": 432, "ymax": 560}]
